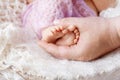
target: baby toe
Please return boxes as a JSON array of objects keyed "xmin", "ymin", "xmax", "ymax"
[
  {"xmin": 62, "ymin": 29, "xmax": 69, "ymax": 34},
  {"xmin": 73, "ymin": 39, "xmax": 78, "ymax": 44},
  {"xmin": 68, "ymin": 25, "xmax": 76, "ymax": 31}
]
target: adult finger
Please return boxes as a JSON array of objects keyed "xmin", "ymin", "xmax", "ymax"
[
  {"xmin": 38, "ymin": 40, "xmax": 76, "ymax": 59},
  {"xmin": 38, "ymin": 40, "xmax": 93, "ymax": 61}
]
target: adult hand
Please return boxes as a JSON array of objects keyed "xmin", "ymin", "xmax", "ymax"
[{"xmin": 39, "ymin": 17, "xmax": 120, "ymax": 61}]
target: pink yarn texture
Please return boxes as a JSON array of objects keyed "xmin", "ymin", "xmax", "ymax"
[{"xmin": 22, "ymin": 0, "xmax": 96, "ymax": 39}]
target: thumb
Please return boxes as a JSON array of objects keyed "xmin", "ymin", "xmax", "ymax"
[
  {"xmin": 38, "ymin": 41, "xmax": 77, "ymax": 59},
  {"xmin": 38, "ymin": 40, "xmax": 59, "ymax": 54},
  {"xmin": 38, "ymin": 40, "xmax": 63, "ymax": 59}
]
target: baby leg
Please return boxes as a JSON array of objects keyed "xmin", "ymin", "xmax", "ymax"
[{"xmin": 41, "ymin": 25, "xmax": 80, "ymax": 46}]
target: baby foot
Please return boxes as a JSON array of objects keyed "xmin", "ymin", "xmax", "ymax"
[
  {"xmin": 56, "ymin": 25, "xmax": 80, "ymax": 46},
  {"xmin": 41, "ymin": 26, "xmax": 68, "ymax": 43},
  {"xmin": 41, "ymin": 25, "xmax": 80, "ymax": 46}
]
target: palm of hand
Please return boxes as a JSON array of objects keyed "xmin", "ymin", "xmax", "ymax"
[{"xmin": 39, "ymin": 17, "xmax": 120, "ymax": 61}]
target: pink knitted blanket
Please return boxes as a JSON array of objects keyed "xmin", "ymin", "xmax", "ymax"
[{"xmin": 22, "ymin": 0, "xmax": 96, "ymax": 39}]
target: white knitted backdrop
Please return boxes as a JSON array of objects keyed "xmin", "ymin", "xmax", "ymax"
[{"xmin": 0, "ymin": 0, "xmax": 120, "ymax": 80}]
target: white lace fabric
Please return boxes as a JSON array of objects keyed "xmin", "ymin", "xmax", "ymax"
[{"xmin": 0, "ymin": 0, "xmax": 26, "ymax": 25}]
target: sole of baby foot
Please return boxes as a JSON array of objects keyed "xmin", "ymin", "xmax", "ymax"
[
  {"xmin": 41, "ymin": 26, "xmax": 68, "ymax": 43},
  {"xmin": 68, "ymin": 25, "xmax": 80, "ymax": 44},
  {"xmin": 56, "ymin": 25, "xmax": 80, "ymax": 46},
  {"xmin": 56, "ymin": 32, "xmax": 76, "ymax": 46}
]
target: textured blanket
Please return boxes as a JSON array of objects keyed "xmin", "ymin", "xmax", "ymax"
[{"xmin": 0, "ymin": 0, "xmax": 120, "ymax": 80}]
